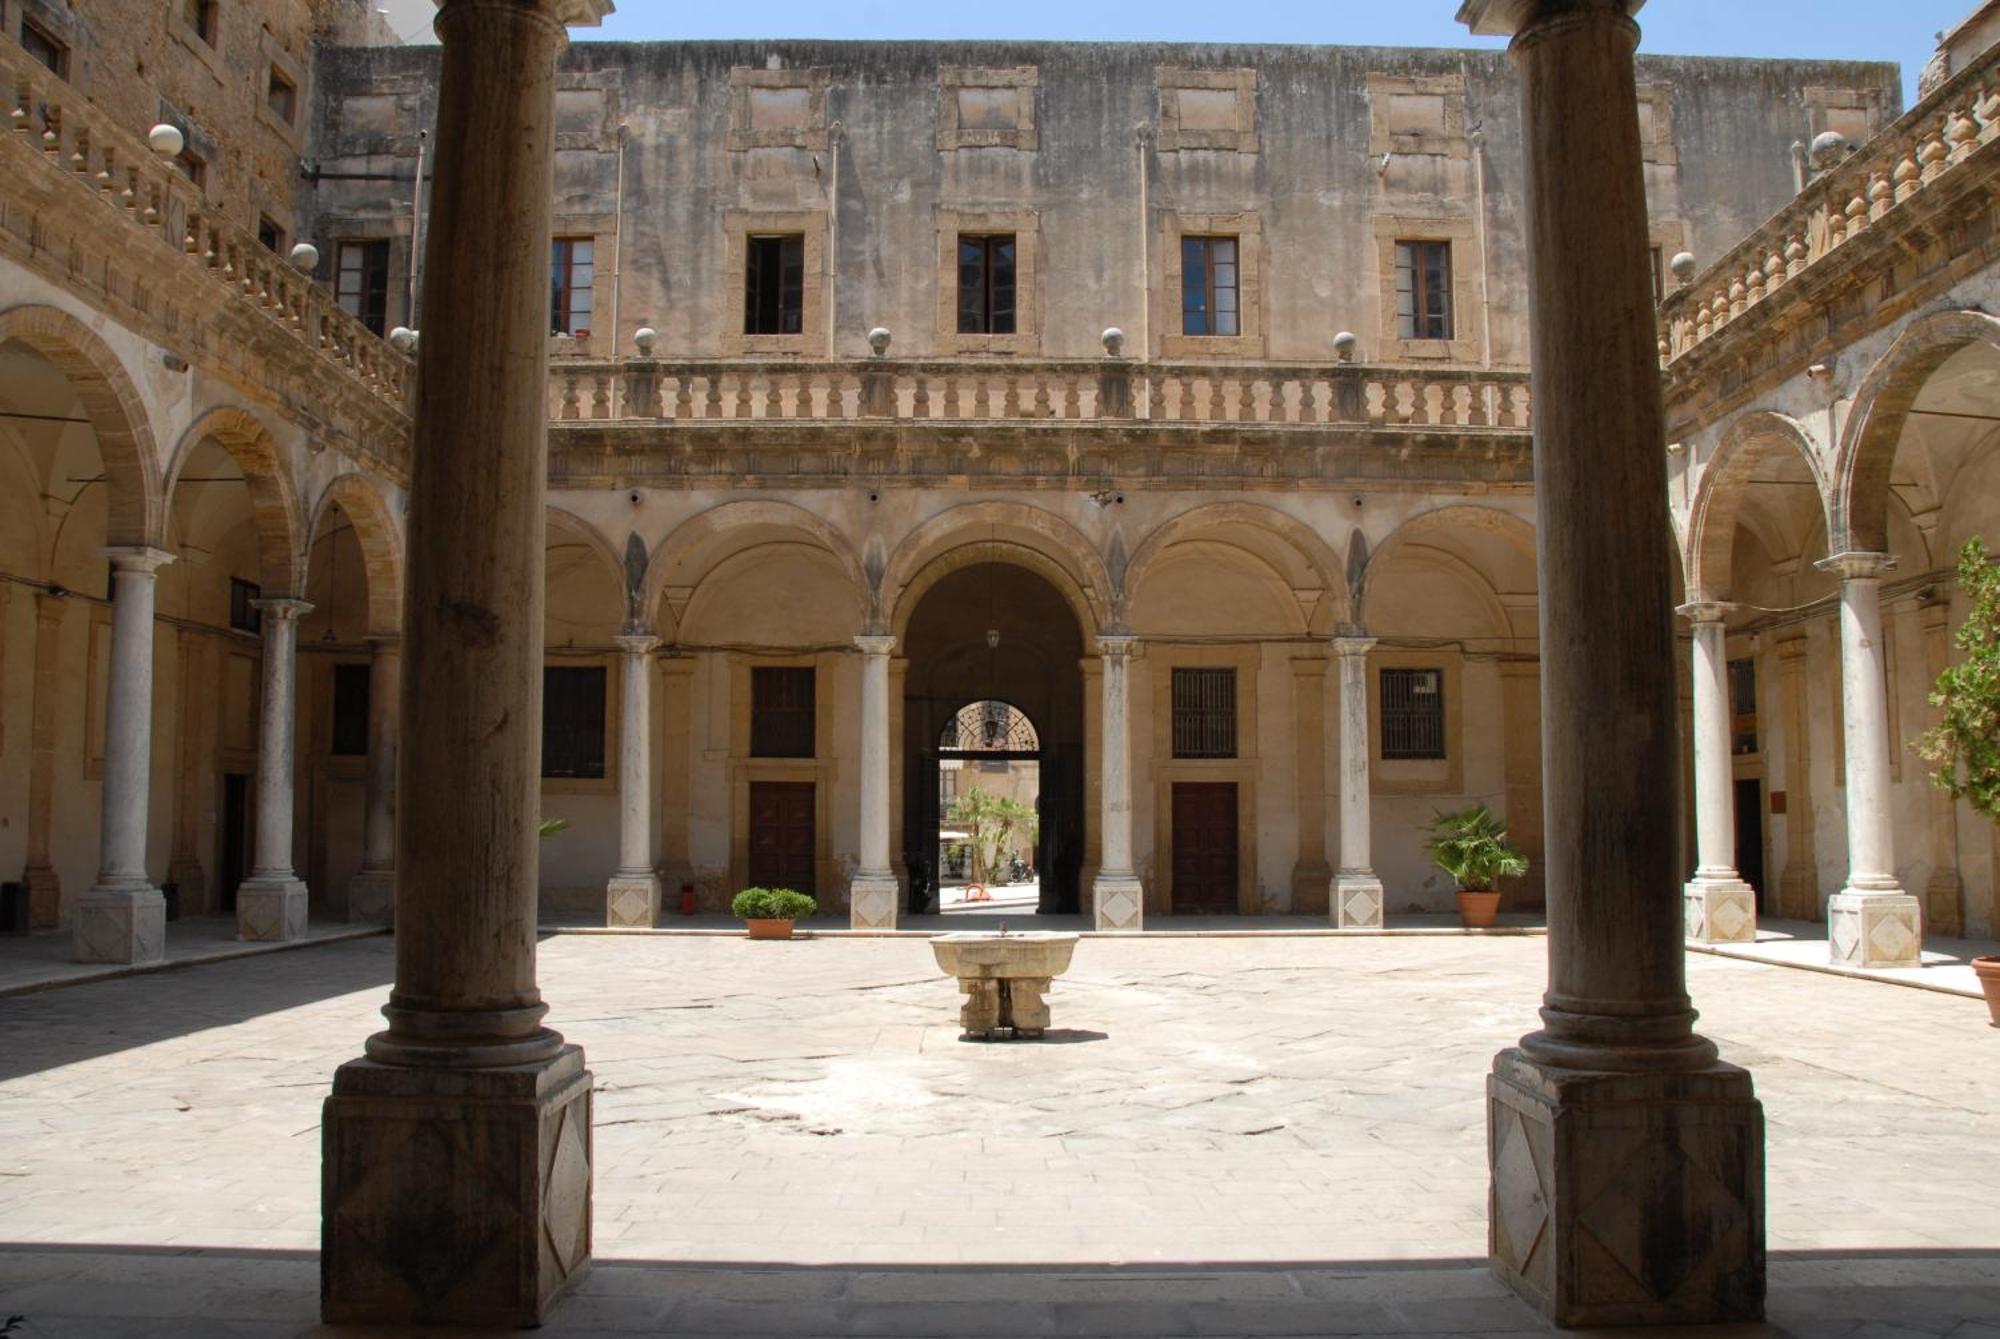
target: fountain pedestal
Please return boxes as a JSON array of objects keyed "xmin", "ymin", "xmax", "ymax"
[{"xmin": 931, "ymin": 931, "xmax": 1079, "ymax": 1040}]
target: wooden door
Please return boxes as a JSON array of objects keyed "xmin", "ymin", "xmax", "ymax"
[
  {"xmin": 221, "ymin": 773, "xmax": 251, "ymax": 913},
  {"xmin": 748, "ymin": 781, "xmax": 816, "ymax": 895},
  {"xmin": 1171, "ymin": 782, "xmax": 1238, "ymax": 914}
]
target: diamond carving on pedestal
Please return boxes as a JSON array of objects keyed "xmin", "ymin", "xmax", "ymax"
[
  {"xmin": 1867, "ymin": 910, "xmax": 1917, "ymax": 964},
  {"xmin": 542, "ymin": 1103, "xmax": 590, "ymax": 1278},
  {"xmin": 1095, "ymin": 883, "xmax": 1141, "ymax": 930},
  {"xmin": 1575, "ymin": 1132, "xmax": 1753, "ymax": 1313},
  {"xmin": 605, "ymin": 879, "xmax": 658, "ymax": 928},
  {"xmin": 1335, "ymin": 880, "xmax": 1383, "ymax": 928},
  {"xmin": 1491, "ymin": 1108, "xmax": 1549, "ymax": 1283}
]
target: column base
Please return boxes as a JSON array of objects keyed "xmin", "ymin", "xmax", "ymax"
[
  {"xmin": 1290, "ymin": 862, "xmax": 1331, "ymax": 917},
  {"xmin": 1683, "ymin": 876, "xmax": 1757, "ymax": 943},
  {"xmin": 1333, "ymin": 873, "xmax": 1385, "ymax": 928},
  {"xmin": 237, "ymin": 876, "xmax": 308, "ymax": 942},
  {"xmin": 850, "ymin": 874, "xmax": 900, "ymax": 930},
  {"xmin": 1092, "ymin": 873, "xmax": 1144, "ymax": 931},
  {"xmin": 1827, "ymin": 889, "xmax": 1922, "ymax": 968},
  {"xmin": 604, "ymin": 872, "xmax": 661, "ymax": 928},
  {"xmin": 1488, "ymin": 1048, "xmax": 1766, "ymax": 1328},
  {"xmin": 347, "ymin": 869, "xmax": 397, "ymax": 928},
  {"xmin": 71, "ymin": 886, "xmax": 166, "ymax": 964},
  {"xmin": 322, "ymin": 1045, "xmax": 593, "ymax": 1328},
  {"xmin": 24, "ymin": 865, "xmax": 60, "ymax": 931}
]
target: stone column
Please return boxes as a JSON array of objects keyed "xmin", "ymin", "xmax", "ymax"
[
  {"xmin": 1678, "ymin": 604, "xmax": 1756, "ymax": 942},
  {"xmin": 237, "ymin": 598, "xmax": 311, "ymax": 942},
  {"xmin": 1918, "ymin": 601, "xmax": 1964, "ymax": 937},
  {"xmin": 346, "ymin": 636, "xmax": 401, "ymax": 926},
  {"xmin": 1330, "ymin": 635, "xmax": 1384, "ymax": 927},
  {"xmin": 321, "ymin": 0, "xmax": 608, "ymax": 1327},
  {"xmin": 1817, "ymin": 550, "xmax": 1921, "ymax": 966},
  {"xmin": 1459, "ymin": 1, "xmax": 1764, "ymax": 1326},
  {"xmin": 850, "ymin": 635, "xmax": 900, "ymax": 929},
  {"xmin": 1289, "ymin": 657, "xmax": 1331, "ymax": 916},
  {"xmin": 605, "ymin": 634, "xmax": 661, "ymax": 927},
  {"xmin": 1774, "ymin": 635, "xmax": 1818, "ymax": 920},
  {"xmin": 1091, "ymin": 635, "xmax": 1143, "ymax": 929},
  {"xmin": 24, "ymin": 592, "xmax": 68, "ymax": 928},
  {"xmin": 72, "ymin": 546, "xmax": 173, "ymax": 964}
]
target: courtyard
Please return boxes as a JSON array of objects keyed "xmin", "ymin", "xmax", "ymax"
[{"xmin": 0, "ymin": 934, "xmax": 1995, "ymax": 1335}]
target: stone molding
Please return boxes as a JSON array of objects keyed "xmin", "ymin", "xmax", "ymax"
[
  {"xmin": 1372, "ymin": 213, "xmax": 1483, "ymax": 365},
  {"xmin": 726, "ymin": 66, "xmax": 831, "ymax": 152},
  {"xmin": 1157, "ymin": 210, "xmax": 1265, "ymax": 360},
  {"xmin": 1366, "ymin": 73, "xmax": 1470, "ymax": 160},
  {"xmin": 937, "ymin": 66, "xmax": 1039, "ymax": 152},
  {"xmin": 1153, "ymin": 66, "xmax": 1258, "ymax": 154},
  {"xmin": 932, "ymin": 206, "xmax": 1041, "ymax": 357},
  {"xmin": 718, "ymin": 209, "xmax": 829, "ymax": 358}
]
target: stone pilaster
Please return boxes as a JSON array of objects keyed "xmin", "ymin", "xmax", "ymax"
[
  {"xmin": 347, "ymin": 636, "xmax": 401, "ymax": 927},
  {"xmin": 1330, "ymin": 636, "xmax": 1383, "ymax": 927},
  {"xmin": 605, "ymin": 634, "xmax": 661, "ymax": 927},
  {"xmin": 1918, "ymin": 602, "xmax": 1964, "ymax": 937},
  {"xmin": 321, "ymin": 0, "xmax": 610, "ymax": 1327},
  {"xmin": 1816, "ymin": 551, "xmax": 1921, "ymax": 967},
  {"xmin": 1289, "ymin": 656, "xmax": 1331, "ymax": 916},
  {"xmin": 1773, "ymin": 635, "xmax": 1819, "ymax": 920},
  {"xmin": 166, "ymin": 628, "xmax": 209, "ymax": 906},
  {"xmin": 73, "ymin": 547, "xmax": 173, "ymax": 964},
  {"xmin": 850, "ymin": 635, "xmax": 900, "ymax": 929},
  {"xmin": 1091, "ymin": 635, "xmax": 1143, "ymax": 930},
  {"xmin": 1678, "ymin": 604, "xmax": 1756, "ymax": 943},
  {"xmin": 1459, "ymin": 0, "xmax": 1764, "ymax": 1326},
  {"xmin": 237, "ymin": 598, "xmax": 312, "ymax": 942},
  {"xmin": 24, "ymin": 591, "xmax": 68, "ymax": 928}
]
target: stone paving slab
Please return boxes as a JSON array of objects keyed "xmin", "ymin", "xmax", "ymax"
[
  {"xmin": 1688, "ymin": 918, "xmax": 1999, "ymax": 1001},
  {"xmin": 0, "ymin": 917, "xmax": 386, "ymax": 998}
]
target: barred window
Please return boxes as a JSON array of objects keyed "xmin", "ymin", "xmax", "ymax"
[
  {"xmin": 542, "ymin": 666, "xmax": 606, "ymax": 779},
  {"xmin": 751, "ymin": 666, "xmax": 815, "ymax": 758},
  {"xmin": 1171, "ymin": 667, "xmax": 1237, "ymax": 759},
  {"xmin": 1728, "ymin": 657, "xmax": 1758, "ymax": 756},
  {"xmin": 1381, "ymin": 667, "xmax": 1445, "ymax": 760}
]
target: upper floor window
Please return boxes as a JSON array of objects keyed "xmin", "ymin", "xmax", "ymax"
[
  {"xmin": 336, "ymin": 240, "xmax": 391, "ymax": 337},
  {"xmin": 331, "ymin": 664, "xmax": 370, "ymax": 757},
  {"xmin": 267, "ymin": 66, "xmax": 297, "ymax": 125},
  {"xmin": 175, "ymin": 146, "xmax": 206, "ymax": 188},
  {"xmin": 1381, "ymin": 667, "xmax": 1445, "ymax": 760},
  {"xmin": 20, "ymin": 17, "xmax": 67, "ymax": 77},
  {"xmin": 1171, "ymin": 667, "xmax": 1237, "ymax": 760},
  {"xmin": 957, "ymin": 234, "xmax": 1016, "ymax": 336},
  {"xmin": 257, "ymin": 216, "xmax": 285, "ymax": 254},
  {"xmin": 550, "ymin": 237, "xmax": 594, "ymax": 336},
  {"xmin": 229, "ymin": 578, "xmax": 262, "ymax": 636},
  {"xmin": 1729, "ymin": 657, "xmax": 1758, "ymax": 756},
  {"xmin": 1180, "ymin": 235, "xmax": 1239, "ymax": 337},
  {"xmin": 1395, "ymin": 240, "xmax": 1453, "ymax": 341},
  {"xmin": 751, "ymin": 666, "xmax": 815, "ymax": 758},
  {"xmin": 542, "ymin": 666, "xmax": 607, "ymax": 779},
  {"xmin": 183, "ymin": 0, "xmax": 218, "ymax": 46},
  {"xmin": 1650, "ymin": 246, "xmax": 1665, "ymax": 304},
  {"xmin": 744, "ymin": 234, "xmax": 804, "ymax": 336}
]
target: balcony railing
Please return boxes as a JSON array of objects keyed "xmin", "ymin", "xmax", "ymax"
[
  {"xmin": 2, "ymin": 43, "xmax": 413, "ymax": 415},
  {"xmin": 1658, "ymin": 43, "xmax": 2000, "ymax": 367}
]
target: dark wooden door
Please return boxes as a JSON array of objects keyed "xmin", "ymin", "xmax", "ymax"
[
  {"xmin": 221, "ymin": 773, "xmax": 250, "ymax": 913},
  {"xmin": 748, "ymin": 781, "xmax": 816, "ymax": 895},
  {"xmin": 1733, "ymin": 778, "xmax": 1765, "ymax": 914},
  {"xmin": 1171, "ymin": 782, "xmax": 1238, "ymax": 914}
]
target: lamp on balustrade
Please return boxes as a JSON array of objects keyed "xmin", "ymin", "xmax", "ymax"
[{"xmin": 147, "ymin": 124, "xmax": 184, "ymax": 158}]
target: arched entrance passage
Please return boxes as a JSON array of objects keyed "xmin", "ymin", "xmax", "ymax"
[{"xmin": 901, "ymin": 562, "xmax": 1084, "ymax": 916}]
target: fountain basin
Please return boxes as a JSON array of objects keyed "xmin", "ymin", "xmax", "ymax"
[{"xmin": 930, "ymin": 931, "xmax": 1079, "ymax": 1040}]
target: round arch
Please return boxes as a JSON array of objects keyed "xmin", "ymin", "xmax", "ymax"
[
  {"xmin": 1355, "ymin": 503, "xmax": 1538, "ymax": 630},
  {"xmin": 166, "ymin": 405, "xmax": 306, "ymax": 597},
  {"xmin": 882, "ymin": 501, "xmax": 1112, "ymax": 638},
  {"xmin": 308, "ymin": 473, "xmax": 405, "ymax": 637},
  {"xmin": 1686, "ymin": 410, "xmax": 1831, "ymax": 601},
  {"xmin": 645, "ymin": 500, "xmax": 866, "ymax": 641},
  {"xmin": 1124, "ymin": 501, "xmax": 1349, "ymax": 633}
]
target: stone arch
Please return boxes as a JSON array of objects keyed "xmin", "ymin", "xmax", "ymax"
[
  {"xmin": 1837, "ymin": 308, "xmax": 2000, "ymax": 554},
  {"xmin": 882, "ymin": 501, "xmax": 1112, "ymax": 638},
  {"xmin": 645, "ymin": 500, "xmax": 866, "ymax": 642},
  {"xmin": 308, "ymin": 473, "xmax": 405, "ymax": 637},
  {"xmin": 1355, "ymin": 503, "xmax": 1538, "ymax": 631},
  {"xmin": 0, "ymin": 304, "xmax": 164, "ymax": 549},
  {"xmin": 1685, "ymin": 410, "xmax": 1832, "ymax": 601},
  {"xmin": 165, "ymin": 405, "xmax": 307, "ymax": 597},
  {"xmin": 1124, "ymin": 501, "xmax": 1349, "ymax": 633},
  {"xmin": 546, "ymin": 503, "xmax": 627, "ymax": 589}
]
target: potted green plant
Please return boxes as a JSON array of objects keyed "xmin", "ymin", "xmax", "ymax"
[
  {"xmin": 1425, "ymin": 803, "xmax": 1529, "ymax": 929},
  {"xmin": 730, "ymin": 886, "xmax": 816, "ymax": 940}
]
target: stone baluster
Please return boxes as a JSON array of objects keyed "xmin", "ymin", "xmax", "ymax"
[
  {"xmin": 850, "ymin": 635, "xmax": 901, "ymax": 929},
  {"xmin": 1330, "ymin": 635, "xmax": 1383, "ymax": 928},
  {"xmin": 347, "ymin": 636, "xmax": 401, "ymax": 926},
  {"xmin": 1091, "ymin": 635, "xmax": 1144, "ymax": 930},
  {"xmin": 605, "ymin": 634, "xmax": 661, "ymax": 927},
  {"xmin": 1677, "ymin": 603, "xmax": 1756, "ymax": 942}
]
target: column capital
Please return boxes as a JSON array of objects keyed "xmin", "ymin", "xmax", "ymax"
[
  {"xmin": 1674, "ymin": 601, "xmax": 1733, "ymax": 626},
  {"xmin": 1816, "ymin": 550, "xmax": 1898, "ymax": 581},
  {"xmin": 853, "ymin": 634, "xmax": 897, "ymax": 657},
  {"xmin": 615, "ymin": 633, "xmax": 661, "ymax": 655},
  {"xmin": 1458, "ymin": 0, "xmax": 1642, "ymax": 37},
  {"xmin": 1330, "ymin": 635, "xmax": 1377, "ymax": 658},
  {"xmin": 249, "ymin": 597, "xmax": 314, "ymax": 621},
  {"xmin": 1096, "ymin": 634, "xmax": 1140, "ymax": 659},
  {"xmin": 101, "ymin": 545, "xmax": 175, "ymax": 575}
]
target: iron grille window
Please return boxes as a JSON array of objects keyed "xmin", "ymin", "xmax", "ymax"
[
  {"xmin": 1381, "ymin": 668, "xmax": 1445, "ymax": 760},
  {"xmin": 1180, "ymin": 235, "xmax": 1240, "ymax": 336},
  {"xmin": 751, "ymin": 666, "xmax": 815, "ymax": 758},
  {"xmin": 336, "ymin": 241, "xmax": 391, "ymax": 336},
  {"xmin": 745, "ymin": 234, "xmax": 805, "ymax": 335},
  {"xmin": 228, "ymin": 578, "xmax": 262, "ymax": 635},
  {"xmin": 1395, "ymin": 240, "xmax": 1453, "ymax": 340},
  {"xmin": 542, "ymin": 666, "xmax": 606, "ymax": 779},
  {"xmin": 550, "ymin": 237, "xmax": 594, "ymax": 335},
  {"xmin": 331, "ymin": 664, "xmax": 371, "ymax": 757},
  {"xmin": 20, "ymin": 18, "xmax": 67, "ymax": 76},
  {"xmin": 1728, "ymin": 657, "xmax": 1758, "ymax": 756},
  {"xmin": 957, "ymin": 234, "xmax": 1017, "ymax": 335},
  {"xmin": 1171, "ymin": 668, "xmax": 1237, "ymax": 759}
]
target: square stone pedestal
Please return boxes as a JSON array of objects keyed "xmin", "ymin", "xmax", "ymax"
[
  {"xmin": 322, "ymin": 1046, "xmax": 594, "ymax": 1328},
  {"xmin": 346, "ymin": 869, "xmax": 396, "ymax": 927},
  {"xmin": 605, "ymin": 873, "xmax": 661, "ymax": 928},
  {"xmin": 71, "ymin": 887, "xmax": 166, "ymax": 964},
  {"xmin": 237, "ymin": 876, "xmax": 308, "ymax": 942},
  {"xmin": 1488, "ymin": 1049, "xmax": 1765, "ymax": 1328},
  {"xmin": 850, "ymin": 874, "xmax": 900, "ymax": 929},
  {"xmin": 1333, "ymin": 874, "xmax": 1384, "ymax": 928},
  {"xmin": 1683, "ymin": 877, "xmax": 1757, "ymax": 943},
  {"xmin": 1828, "ymin": 890, "xmax": 1922, "ymax": 968},
  {"xmin": 1092, "ymin": 873, "xmax": 1144, "ymax": 930}
]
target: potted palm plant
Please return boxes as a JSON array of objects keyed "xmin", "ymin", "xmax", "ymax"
[
  {"xmin": 730, "ymin": 886, "xmax": 816, "ymax": 940},
  {"xmin": 1425, "ymin": 803, "xmax": 1529, "ymax": 929}
]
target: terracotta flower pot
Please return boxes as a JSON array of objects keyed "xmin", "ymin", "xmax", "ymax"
[
  {"xmin": 1456, "ymin": 890, "xmax": 1503, "ymax": 930},
  {"xmin": 745, "ymin": 918, "xmax": 796, "ymax": 941},
  {"xmin": 1974, "ymin": 956, "xmax": 2000, "ymax": 1028}
]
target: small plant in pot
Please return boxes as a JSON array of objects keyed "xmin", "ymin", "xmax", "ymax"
[
  {"xmin": 1426, "ymin": 803, "xmax": 1528, "ymax": 930},
  {"xmin": 731, "ymin": 886, "xmax": 816, "ymax": 940}
]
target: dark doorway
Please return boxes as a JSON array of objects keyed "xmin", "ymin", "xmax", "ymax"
[
  {"xmin": 1171, "ymin": 782, "xmax": 1239, "ymax": 914},
  {"xmin": 748, "ymin": 781, "xmax": 816, "ymax": 894},
  {"xmin": 220, "ymin": 773, "xmax": 251, "ymax": 913},
  {"xmin": 1733, "ymin": 777, "xmax": 1765, "ymax": 914}
]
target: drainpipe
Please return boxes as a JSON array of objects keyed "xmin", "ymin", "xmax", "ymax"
[
  {"xmin": 826, "ymin": 120, "xmax": 843, "ymax": 359},
  {"xmin": 406, "ymin": 129, "xmax": 427, "ymax": 327},
  {"xmin": 609, "ymin": 122, "xmax": 629, "ymax": 348},
  {"xmin": 1470, "ymin": 127, "xmax": 1494, "ymax": 371},
  {"xmin": 1136, "ymin": 125, "xmax": 1152, "ymax": 364}
]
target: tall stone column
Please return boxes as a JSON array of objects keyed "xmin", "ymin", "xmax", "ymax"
[
  {"xmin": 1774, "ymin": 635, "xmax": 1818, "ymax": 920},
  {"xmin": 1289, "ymin": 657, "xmax": 1331, "ymax": 916},
  {"xmin": 1091, "ymin": 635, "xmax": 1143, "ymax": 929},
  {"xmin": 346, "ymin": 636, "xmax": 401, "ymax": 926},
  {"xmin": 1678, "ymin": 604, "xmax": 1756, "ymax": 942},
  {"xmin": 1817, "ymin": 550, "xmax": 1921, "ymax": 966},
  {"xmin": 1331, "ymin": 636, "xmax": 1383, "ymax": 927},
  {"xmin": 237, "ymin": 598, "xmax": 311, "ymax": 941},
  {"xmin": 850, "ymin": 635, "xmax": 900, "ymax": 928},
  {"xmin": 605, "ymin": 634, "xmax": 661, "ymax": 927},
  {"xmin": 1459, "ymin": 1, "xmax": 1764, "ymax": 1326},
  {"xmin": 72, "ymin": 546, "xmax": 173, "ymax": 964},
  {"xmin": 1918, "ymin": 601, "xmax": 1964, "ymax": 937},
  {"xmin": 24, "ymin": 592, "xmax": 68, "ymax": 928},
  {"xmin": 321, "ymin": 0, "xmax": 609, "ymax": 1327}
]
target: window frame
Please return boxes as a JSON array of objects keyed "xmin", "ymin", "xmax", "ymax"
[
  {"xmin": 335, "ymin": 239, "xmax": 392, "ymax": 337},
  {"xmin": 550, "ymin": 235, "xmax": 595, "ymax": 337},
  {"xmin": 540, "ymin": 664, "xmax": 608, "ymax": 781},
  {"xmin": 256, "ymin": 216, "xmax": 285, "ymax": 255},
  {"xmin": 750, "ymin": 665, "xmax": 817, "ymax": 759},
  {"xmin": 956, "ymin": 233, "xmax": 1018, "ymax": 337},
  {"xmin": 1170, "ymin": 667, "xmax": 1238, "ymax": 760},
  {"xmin": 182, "ymin": 0, "xmax": 218, "ymax": 47},
  {"xmin": 228, "ymin": 578, "xmax": 262, "ymax": 636},
  {"xmin": 1379, "ymin": 666, "xmax": 1447, "ymax": 762},
  {"xmin": 266, "ymin": 64, "xmax": 298, "ymax": 126},
  {"xmin": 19, "ymin": 15, "xmax": 68, "ymax": 78},
  {"xmin": 1394, "ymin": 239, "xmax": 1454, "ymax": 343},
  {"xmin": 743, "ymin": 233, "xmax": 806, "ymax": 337},
  {"xmin": 330, "ymin": 663, "xmax": 371, "ymax": 758},
  {"xmin": 1179, "ymin": 234, "xmax": 1242, "ymax": 339}
]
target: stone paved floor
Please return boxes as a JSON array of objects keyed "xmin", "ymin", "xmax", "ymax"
[
  {"xmin": 0, "ymin": 934, "xmax": 1996, "ymax": 1335},
  {"xmin": 0, "ymin": 917, "xmax": 385, "ymax": 997}
]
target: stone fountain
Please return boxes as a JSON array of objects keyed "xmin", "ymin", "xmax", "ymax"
[{"xmin": 930, "ymin": 926, "xmax": 1079, "ymax": 1040}]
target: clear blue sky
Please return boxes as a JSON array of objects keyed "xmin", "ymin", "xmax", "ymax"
[{"xmin": 584, "ymin": 1, "xmax": 1974, "ymax": 107}]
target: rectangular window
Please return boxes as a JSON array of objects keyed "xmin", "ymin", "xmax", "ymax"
[
  {"xmin": 541, "ymin": 666, "xmax": 607, "ymax": 779},
  {"xmin": 336, "ymin": 240, "xmax": 391, "ymax": 336},
  {"xmin": 1381, "ymin": 667, "xmax": 1446, "ymax": 760},
  {"xmin": 331, "ymin": 664, "xmax": 371, "ymax": 757},
  {"xmin": 267, "ymin": 66, "xmax": 297, "ymax": 125},
  {"xmin": 229, "ymin": 578, "xmax": 262, "ymax": 636},
  {"xmin": 744, "ymin": 234, "xmax": 805, "ymax": 336},
  {"xmin": 1180, "ymin": 235, "xmax": 1239, "ymax": 337},
  {"xmin": 1650, "ymin": 246, "xmax": 1665, "ymax": 304},
  {"xmin": 751, "ymin": 666, "xmax": 815, "ymax": 758},
  {"xmin": 257, "ymin": 216, "xmax": 284, "ymax": 254},
  {"xmin": 176, "ymin": 147, "xmax": 206, "ymax": 188},
  {"xmin": 1729, "ymin": 657, "xmax": 1758, "ymax": 756},
  {"xmin": 1395, "ymin": 240, "xmax": 1453, "ymax": 341},
  {"xmin": 183, "ymin": 0, "xmax": 217, "ymax": 46},
  {"xmin": 956, "ymin": 233, "xmax": 1017, "ymax": 335},
  {"xmin": 550, "ymin": 236, "xmax": 594, "ymax": 336},
  {"xmin": 1171, "ymin": 667, "xmax": 1238, "ymax": 760},
  {"xmin": 20, "ymin": 17, "xmax": 67, "ymax": 77}
]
